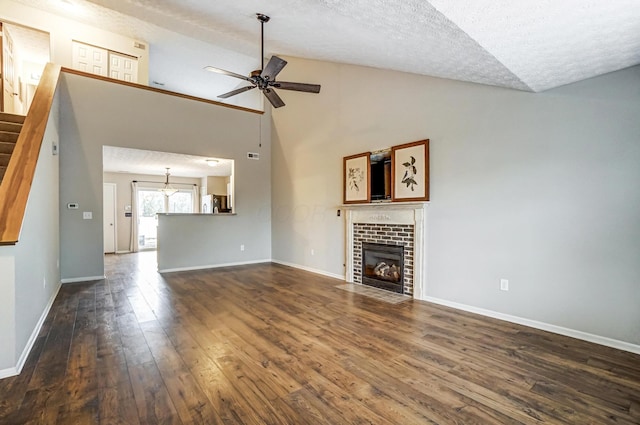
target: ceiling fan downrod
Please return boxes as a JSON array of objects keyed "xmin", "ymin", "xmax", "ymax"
[{"xmin": 256, "ymin": 13, "xmax": 270, "ymax": 71}]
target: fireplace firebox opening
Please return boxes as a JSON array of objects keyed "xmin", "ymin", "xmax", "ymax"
[{"xmin": 361, "ymin": 242, "xmax": 404, "ymax": 293}]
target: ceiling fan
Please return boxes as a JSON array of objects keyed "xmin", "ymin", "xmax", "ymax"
[{"xmin": 204, "ymin": 13, "xmax": 321, "ymax": 108}]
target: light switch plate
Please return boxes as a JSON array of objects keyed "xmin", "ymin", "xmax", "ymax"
[
  {"xmin": 83, "ymin": 211, "xmax": 92, "ymax": 220},
  {"xmin": 500, "ymin": 279, "xmax": 509, "ymax": 291}
]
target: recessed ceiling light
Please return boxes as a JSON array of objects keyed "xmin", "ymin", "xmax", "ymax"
[{"xmin": 206, "ymin": 159, "xmax": 219, "ymax": 167}]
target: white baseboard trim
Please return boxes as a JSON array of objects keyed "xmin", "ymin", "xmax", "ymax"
[
  {"xmin": 0, "ymin": 282, "xmax": 62, "ymax": 379},
  {"xmin": 271, "ymin": 259, "xmax": 345, "ymax": 281},
  {"xmin": 60, "ymin": 275, "xmax": 106, "ymax": 284},
  {"xmin": 115, "ymin": 250, "xmax": 131, "ymax": 254},
  {"xmin": 424, "ymin": 296, "xmax": 640, "ymax": 355},
  {"xmin": 0, "ymin": 366, "xmax": 17, "ymax": 380},
  {"xmin": 158, "ymin": 259, "xmax": 271, "ymax": 273}
]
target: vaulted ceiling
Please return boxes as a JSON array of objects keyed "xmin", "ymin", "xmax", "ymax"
[
  {"xmin": 8, "ymin": 1, "xmax": 640, "ymax": 179},
  {"xmin": 14, "ymin": 0, "xmax": 640, "ymax": 94},
  {"xmin": 10, "ymin": 0, "xmax": 640, "ymax": 102}
]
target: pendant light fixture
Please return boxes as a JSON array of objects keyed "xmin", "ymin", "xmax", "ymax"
[{"xmin": 159, "ymin": 167, "xmax": 178, "ymax": 196}]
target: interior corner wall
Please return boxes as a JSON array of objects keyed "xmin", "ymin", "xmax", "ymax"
[
  {"xmin": 271, "ymin": 57, "xmax": 640, "ymax": 345},
  {"xmin": 59, "ymin": 72, "xmax": 270, "ymax": 280}
]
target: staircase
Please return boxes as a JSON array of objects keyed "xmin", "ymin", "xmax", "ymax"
[{"xmin": 0, "ymin": 113, "xmax": 25, "ymax": 185}]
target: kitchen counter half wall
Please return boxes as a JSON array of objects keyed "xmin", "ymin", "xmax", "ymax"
[{"xmin": 157, "ymin": 213, "xmax": 270, "ymax": 272}]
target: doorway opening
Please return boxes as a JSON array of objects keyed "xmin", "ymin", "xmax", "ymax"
[
  {"xmin": 102, "ymin": 146, "xmax": 234, "ymax": 255},
  {"xmin": 136, "ymin": 187, "xmax": 195, "ymax": 250},
  {"xmin": 0, "ymin": 21, "xmax": 50, "ymax": 114}
]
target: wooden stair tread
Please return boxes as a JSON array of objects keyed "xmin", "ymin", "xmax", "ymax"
[
  {"xmin": 0, "ymin": 131, "xmax": 19, "ymax": 143},
  {"xmin": 0, "ymin": 121, "xmax": 23, "ymax": 133},
  {"xmin": 0, "ymin": 112, "xmax": 26, "ymax": 124},
  {"xmin": 0, "ymin": 113, "xmax": 23, "ymax": 186},
  {"xmin": 0, "ymin": 153, "xmax": 11, "ymax": 167},
  {"xmin": 0, "ymin": 142, "xmax": 16, "ymax": 155}
]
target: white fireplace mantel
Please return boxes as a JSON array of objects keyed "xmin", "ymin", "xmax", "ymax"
[{"xmin": 344, "ymin": 202, "xmax": 428, "ymax": 300}]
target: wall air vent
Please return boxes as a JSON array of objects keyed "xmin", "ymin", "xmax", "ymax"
[{"xmin": 247, "ymin": 152, "xmax": 260, "ymax": 160}]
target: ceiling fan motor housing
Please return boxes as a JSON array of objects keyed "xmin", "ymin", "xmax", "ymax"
[{"xmin": 205, "ymin": 12, "xmax": 320, "ymax": 108}]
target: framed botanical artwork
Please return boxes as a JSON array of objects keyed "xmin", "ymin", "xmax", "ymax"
[
  {"xmin": 391, "ymin": 139, "xmax": 429, "ymax": 201},
  {"xmin": 343, "ymin": 152, "xmax": 371, "ymax": 204}
]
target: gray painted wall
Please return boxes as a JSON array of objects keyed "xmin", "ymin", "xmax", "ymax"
[
  {"xmin": 59, "ymin": 73, "xmax": 271, "ymax": 280},
  {"xmin": 0, "ymin": 91, "xmax": 61, "ymax": 371},
  {"xmin": 0, "ymin": 251, "xmax": 16, "ymax": 370},
  {"xmin": 271, "ymin": 58, "xmax": 640, "ymax": 345},
  {"xmin": 157, "ymin": 214, "xmax": 270, "ymax": 271},
  {"xmin": 14, "ymin": 92, "xmax": 61, "ymax": 360}
]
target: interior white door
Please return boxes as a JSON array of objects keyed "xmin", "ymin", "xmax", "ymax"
[
  {"xmin": 2, "ymin": 24, "xmax": 18, "ymax": 113},
  {"xmin": 72, "ymin": 41, "xmax": 108, "ymax": 77},
  {"xmin": 103, "ymin": 183, "xmax": 117, "ymax": 254},
  {"xmin": 108, "ymin": 51, "xmax": 138, "ymax": 83}
]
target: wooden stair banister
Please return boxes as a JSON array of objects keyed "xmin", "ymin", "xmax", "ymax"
[{"xmin": 0, "ymin": 63, "xmax": 61, "ymax": 245}]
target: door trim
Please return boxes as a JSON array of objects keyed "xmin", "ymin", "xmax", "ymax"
[
  {"xmin": 103, "ymin": 182, "xmax": 117, "ymax": 254},
  {"xmin": 0, "ymin": 22, "xmax": 4, "ymax": 112}
]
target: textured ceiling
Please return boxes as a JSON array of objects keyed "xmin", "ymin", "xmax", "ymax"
[
  {"xmin": 11, "ymin": 0, "xmax": 640, "ymax": 98},
  {"xmin": 3, "ymin": 22, "xmax": 50, "ymax": 64},
  {"xmin": 103, "ymin": 146, "xmax": 233, "ymax": 178}
]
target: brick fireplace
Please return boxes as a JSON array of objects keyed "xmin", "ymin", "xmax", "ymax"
[
  {"xmin": 345, "ymin": 203, "xmax": 428, "ymax": 299},
  {"xmin": 354, "ymin": 226, "xmax": 413, "ymax": 294}
]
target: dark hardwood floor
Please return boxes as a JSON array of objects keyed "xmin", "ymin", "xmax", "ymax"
[{"xmin": 1, "ymin": 252, "xmax": 639, "ymax": 424}]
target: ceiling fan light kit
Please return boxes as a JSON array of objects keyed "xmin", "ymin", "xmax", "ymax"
[{"xmin": 204, "ymin": 13, "xmax": 321, "ymax": 108}]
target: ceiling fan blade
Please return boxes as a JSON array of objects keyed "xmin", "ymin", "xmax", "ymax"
[
  {"xmin": 218, "ymin": 85, "xmax": 257, "ymax": 99},
  {"xmin": 263, "ymin": 88, "xmax": 285, "ymax": 108},
  {"xmin": 261, "ymin": 56, "xmax": 287, "ymax": 81},
  {"xmin": 272, "ymin": 81, "xmax": 321, "ymax": 93},
  {"xmin": 204, "ymin": 66, "xmax": 253, "ymax": 83}
]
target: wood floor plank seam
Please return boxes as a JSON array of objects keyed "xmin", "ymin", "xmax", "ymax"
[{"xmin": 0, "ymin": 252, "xmax": 638, "ymax": 424}]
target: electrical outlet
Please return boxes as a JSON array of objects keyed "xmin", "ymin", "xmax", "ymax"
[
  {"xmin": 311, "ymin": 249, "xmax": 315, "ymax": 256},
  {"xmin": 83, "ymin": 211, "xmax": 92, "ymax": 220},
  {"xmin": 500, "ymin": 279, "xmax": 509, "ymax": 291},
  {"xmin": 240, "ymin": 244, "xmax": 245, "ymax": 251}
]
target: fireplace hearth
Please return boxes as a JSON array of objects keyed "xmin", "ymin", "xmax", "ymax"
[{"xmin": 362, "ymin": 242, "xmax": 404, "ymax": 293}]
